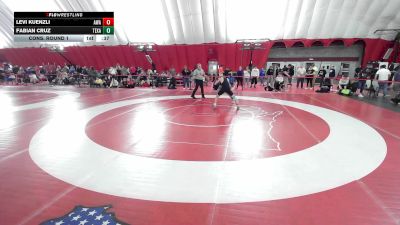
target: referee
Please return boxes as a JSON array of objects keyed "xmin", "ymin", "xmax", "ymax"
[{"xmin": 191, "ymin": 63, "xmax": 206, "ymax": 99}]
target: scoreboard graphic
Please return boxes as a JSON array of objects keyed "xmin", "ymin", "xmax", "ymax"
[{"xmin": 14, "ymin": 12, "xmax": 114, "ymax": 43}]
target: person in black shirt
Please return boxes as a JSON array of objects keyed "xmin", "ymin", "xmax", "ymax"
[
  {"xmin": 282, "ymin": 65, "xmax": 288, "ymax": 73},
  {"xmin": 266, "ymin": 66, "xmax": 274, "ymax": 87},
  {"xmin": 329, "ymin": 66, "xmax": 336, "ymax": 78},
  {"xmin": 288, "ymin": 64, "xmax": 294, "ymax": 86},
  {"xmin": 236, "ymin": 66, "xmax": 244, "ymax": 90},
  {"xmin": 318, "ymin": 66, "xmax": 327, "ymax": 87},
  {"xmin": 357, "ymin": 68, "xmax": 368, "ymax": 98},
  {"xmin": 306, "ymin": 66, "xmax": 314, "ymax": 89},
  {"xmin": 213, "ymin": 74, "xmax": 240, "ymax": 110},
  {"xmin": 223, "ymin": 67, "xmax": 231, "ymax": 77}
]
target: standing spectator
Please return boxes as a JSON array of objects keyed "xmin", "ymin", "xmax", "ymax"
[
  {"xmin": 181, "ymin": 65, "xmax": 191, "ymax": 89},
  {"xmin": 329, "ymin": 66, "xmax": 336, "ymax": 87},
  {"xmin": 375, "ymin": 65, "xmax": 391, "ymax": 97},
  {"xmin": 305, "ymin": 65, "xmax": 314, "ymax": 89},
  {"xmin": 250, "ymin": 66, "xmax": 259, "ymax": 88},
  {"xmin": 288, "ymin": 64, "xmax": 295, "ymax": 86},
  {"xmin": 311, "ymin": 64, "xmax": 318, "ymax": 88},
  {"xmin": 282, "ymin": 65, "xmax": 289, "ymax": 87},
  {"xmin": 236, "ymin": 66, "xmax": 244, "ymax": 90},
  {"xmin": 191, "ymin": 63, "xmax": 206, "ymax": 99},
  {"xmin": 390, "ymin": 67, "xmax": 400, "ymax": 104},
  {"xmin": 274, "ymin": 65, "xmax": 281, "ymax": 77},
  {"xmin": 244, "ymin": 66, "xmax": 251, "ymax": 88},
  {"xmin": 355, "ymin": 67, "xmax": 362, "ymax": 77},
  {"xmin": 357, "ymin": 68, "xmax": 368, "ymax": 98},
  {"xmin": 282, "ymin": 65, "xmax": 288, "ymax": 74},
  {"xmin": 329, "ymin": 66, "xmax": 336, "ymax": 78},
  {"xmin": 296, "ymin": 65, "xmax": 306, "ymax": 89},
  {"xmin": 259, "ymin": 67, "xmax": 266, "ymax": 86},
  {"xmin": 169, "ymin": 66, "xmax": 176, "ymax": 77},
  {"xmin": 318, "ymin": 66, "xmax": 327, "ymax": 87},
  {"xmin": 266, "ymin": 66, "xmax": 274, "ymax": 87},
  {"xmin": 108, "ymin": 66, "xmax": 117, "ymax": 76}
]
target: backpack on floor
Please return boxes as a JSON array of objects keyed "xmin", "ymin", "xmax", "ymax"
[
  {"xmin": 264, "ymin": 85, "xmax": 274, "ymax": 91},
  {"xmin": 339, "ymin": 88, "xmax": 352, "ymax": 96},
  {"xmin": 316, "ymin": 86, "xmax": 330, "ymax": 93}
]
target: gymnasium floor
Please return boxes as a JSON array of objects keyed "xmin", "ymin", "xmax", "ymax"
[{"xmin": 0, "ymin": 85, "xmax": 399, "ymax": 225}]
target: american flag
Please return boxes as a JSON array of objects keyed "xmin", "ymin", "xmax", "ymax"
[{"xmin": 41, "ymin": 205, "xmax": 129, "ymax": 225}]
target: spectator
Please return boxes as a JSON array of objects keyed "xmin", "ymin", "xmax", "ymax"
[
  {"xmin": 288, "ymin": 64, "xmax": 295, "ymax": 86},
  {"xmin": 250, "ymin": 66, "xmax": 259, "ymax": 88},
  {"xmin": 266, "ymin": 65, "xmax": 274, "ymax": 87},
  {"xmin": 69, "ymin": 65, "xmax": 76, "ymax": 74},
  {"xmin": 318, "ymin": 66, "xmax": 327, "ymax": 87},
  {"xmin": 305, "ymin": 66, "xmax": 314, "ymax": 89},
  {"xmin": 236, "ymin": 66, "xmax": 244, "ymax": 90},
  {"xmin": 296, "ymin": 65, "xmax": 306, "ymax": 89},
  {"xmin": 108, "ymin": 66, "xmax": 117, "ymax": 76},
  {"xmin": 375, "ymin": 65, "xmax": 391, "ymax": 97},
  {"xmin": 390, "ymin": 67, "xmax": 400, "ymax": 104},
  {"xmin": 329, "ymin": 66, "xmax": 336, "ymax": 78},
  {"xmin": 259, "ymin": 67, "xmax": 266, "ymax": 86},
  {"xmin": 244, "ymin": 66, "xmax": 251, "ymax": 88},
  {"xmin": 338, "ymin": 76, "xmax": 350, "ymax": 90},
  {"xmin": 169, "ymin": 66, "xmax": 176, "ymax": 77},
  {"xmin": 274, "ymin": 65, "xmax": 280, "ymax": 76},
  {"xmin": 274, "ymin": 72, "xmax": 285, "ymax": 91},
  {"xmin": 168, "ymin": 71, "xmax": 177, "ymax": 89},
  {"xmin": 357, "ymin": 68, "xmax": 368, "ymax": 98},
  {"xmin": 181, "ymin": 65, "xmax": 191, "ymax": 89},
  {"xmin": 109, "ymin": 76, "xmax": 119, "ymax": 88}
]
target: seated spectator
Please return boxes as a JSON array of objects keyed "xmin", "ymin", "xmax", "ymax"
[
  {"xmin": 338, "ymin": 76, "xmax": 350, "ymax": 90},
  {"xmin": 69, "ymin": 65, "xmax": 76, "ymax": 74},
  {"xmin": 316, "ymin": 78, "xmax": 332, "ymax": 93},
  {"xmin": 8, "ymin": 73, "xmax": 16, "ymax": 84},
  {"xmin": 108, "ymin": 66, "xmax": 117, "ymax": 76},
  {"xmin": 168, "ymin": 73, "xmax": 177, "ymax": 89},
  {"xmin": 94, "ymin": 77, "xmax": 104, "ymax": 87},
  {"xmin": 29, "ymin": 73, "xmax": 39, "ymax": 83},
  {"xmin": 109, "ymin": 77, "xmax": 119, "ymax": 88},
  {"xmin": 274, "ymin": 73, "xmax": 285, "ymax": 91},
  {"xmin": 126, "ymin": 78, "xmax": 135, "ymax": 88}
]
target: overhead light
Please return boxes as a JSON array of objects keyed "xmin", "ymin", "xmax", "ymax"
[
  {"xmin": 129, "ymin": 42, "xmax": 156, "ymax": 52},
  {"xmin": 46, "ymin": 44, "xmax": 66, "ymax": 53}
]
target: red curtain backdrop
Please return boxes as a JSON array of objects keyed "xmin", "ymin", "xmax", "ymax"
[{"xmin": 0, "ymin": 38, "xmax": 397, "ymax": 71}]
